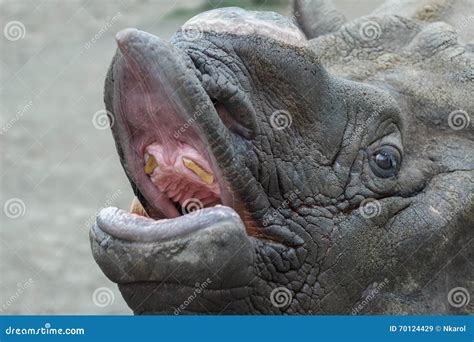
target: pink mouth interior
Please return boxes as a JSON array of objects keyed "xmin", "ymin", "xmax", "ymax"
[
  {"xmin": 144, "ymin": 141, "xmax": 222, "ymax": 214},
  {"xmin": 115, "ymin": 36, "xmax": 227, "ymax": 219}
]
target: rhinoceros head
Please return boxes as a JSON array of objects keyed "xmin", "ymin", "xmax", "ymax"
[{"xmin": 91, "ymin": 1, "xmax": 473, "ymax": 314}]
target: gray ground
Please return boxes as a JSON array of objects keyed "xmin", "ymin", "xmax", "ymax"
[{"xmin": 0, "ymin": 0, "xmax": 383, "ymax": 314}]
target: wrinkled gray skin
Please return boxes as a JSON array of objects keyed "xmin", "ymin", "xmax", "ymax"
[{"xmin": 91, "ymin": 0, "xmax": 473, "ymax": 314}]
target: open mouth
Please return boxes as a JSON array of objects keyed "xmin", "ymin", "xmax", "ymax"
[
  {"xmin": 138, "ymin": 100, "xmax": 227, "ymax": 219},
  {"xmin": 89, "ymin": 28, "xmax": 260, "ymax": 288},
  {"xmin": 109, "ymin": 28, "xmax": 240, "ymax": 224},
  {"xmin": 143, "ymin": 141, "xmax": 221, "ymax": 215}
]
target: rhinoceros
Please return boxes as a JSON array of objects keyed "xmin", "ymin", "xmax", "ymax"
[{"xmin": 90, "ymin": 0, "xmax": 473, "ymax": 314}]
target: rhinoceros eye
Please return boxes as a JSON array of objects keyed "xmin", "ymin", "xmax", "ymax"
[{"xmin": 370, "ymin": 146, "xmax": 401, "ymax": 178}]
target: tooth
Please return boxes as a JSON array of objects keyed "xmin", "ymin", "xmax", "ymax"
[
  {"xmin": 144, "ymin": 155, "xmax": 159, "ymax": 175},
  {"xmin": 182, "ymin": 157, "xmax": 214, "ymax": 185},
  {"xmin": 130, "ymin": 197, "xmax": 149, "ymax": 217}
]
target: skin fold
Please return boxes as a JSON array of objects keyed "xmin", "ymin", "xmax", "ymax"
[{"xmin": 90, "ymin": 2, "xmax": 473, "ymax": 314}]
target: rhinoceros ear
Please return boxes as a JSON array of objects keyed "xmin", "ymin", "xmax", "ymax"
[
  {"xmin": 371, "ymin": 0, "xmax": 474, "ymax": 44},
  {"xmin": 292, "ymin": 0, "xmax": 346, "ymax": 39}
]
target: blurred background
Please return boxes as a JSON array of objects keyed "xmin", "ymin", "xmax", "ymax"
[{"xmin": 1, "ymin": 0, "xmax": 383, "ymax": 314}]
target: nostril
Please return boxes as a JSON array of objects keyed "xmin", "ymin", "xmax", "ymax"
[
  {"xmin": 194, "ymin": 64, "xmax": 257, "ymax": 138},
  {"xmin": 214, "ymin": 102, "xmax": 253, "ymax": 139}
]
